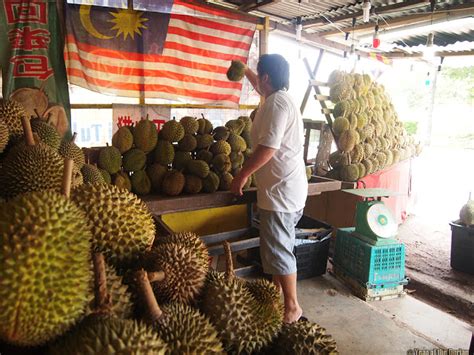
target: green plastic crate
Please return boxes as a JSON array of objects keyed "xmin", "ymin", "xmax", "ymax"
[{"xmin": 334, "ymin": 228, "xmax": 406, "ymax": 289}]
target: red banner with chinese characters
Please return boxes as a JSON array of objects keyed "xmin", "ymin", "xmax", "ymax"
[{"xmin": 0, "ymin": 1, "xmax": 71, "ymax": 127}]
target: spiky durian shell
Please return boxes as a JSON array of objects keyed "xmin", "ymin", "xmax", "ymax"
[
  {"xmin": 114, "ymin": 171, "xmax": 132, "ymax": 191},
  {"xmin": 85, "ymin": 263, "xmax": 133, "ymax": 319},
  {"xmin": 59, "ymin": 138, "xmax": 85, "ymax": 169},
  {"xmin": 81, "ymin": 164, "xmax": 105, "ymax": 184},
  {"xmin": 1, "ymin": 142, "xmax": 64, "ymax": 198},
  {"xmin": 180, "ymin": 116, "xmax": 199, "ymax": 135},
  {"xmin": 112, "ymin": 126, "xmax": 134, "ymax": 154},
  {"xmin": 197, "ymin": 118, "xmax": 213, "ymax": 134},
  {"xmin": 71, "ymin": 183, "xmax": 155, "ymax": 266},
  {"xmin": 154, "ymin": 140, "xmax": 175, "ymax": 166},
  {"xmin": 49, "ymin": 316, "xmax": 168, "ymax": 355},
  {"xmin": 0, "ymin": 120, "xmax": 9, "ymax": 153},
  {"xmin": 173, "ymin": 151, "xmax": 192, "ymax": 171},
  {"xmin": 196, "ymin": 133, "xmax": 214, "ymax": 149},
  {"xmin": 178, "ymin": 134, "xmax": 198, "ymax": 152},
  {"xmin": 272, "ymin": 320, "xmax": 338, "ymax": 355},
  {"xmin": 0, "ymin": 99, "xmax": 27, "ymax": 139},
  {"xmin": 202, "ymin": 171, "xmax": 220, "ymax": 193},
  {"xmin": 210, "ymin": 140, "xmax": 231, "ymax": 156},
  {"xmin": 144, "ymin": 242, "xmax": 208, "ymax": 304},
  {"xmin": 184, "ymin": 174, "xmax": 203, "ymax": 194},
  {"xmin": 146, "ymin": 163, "xmax": 168, "ymax": 193},
  {"xmin": 30, "ymin": 118, "xmax": 61, "ymax": 150},
  {"xmin": 161, "ymin": 170, "xmax": 185, "ymax": 196},
  {"xmin": 160, "ymin": 120, "xmax": 185, "ymax": 142},
  {"xmin": 131, "ymin": 170, "xmax": 151, "ymax": 195},
  {"xmin": 0, "ymin": 190, "xmax": 91, "ymax": 346},
  {"xmin": 133, "ymin": 119, "xmax": 158, "ymax": 153},
  {"xmin": 153, "ymin": 303, "xmax": 224, "ymax": 355},
  {"xmin": 123, "ymin": 148, "xmax": 146, "ymax": 172}
]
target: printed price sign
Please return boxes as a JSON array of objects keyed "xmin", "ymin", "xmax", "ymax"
[{"xmin": 112, "ymin": 104, "xmax": 171, "ymax": 135}]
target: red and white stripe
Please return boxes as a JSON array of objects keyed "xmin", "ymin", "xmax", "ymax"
[{"xmin": 65, "ymin": 0, "xmax": 256, "ymax": 106}]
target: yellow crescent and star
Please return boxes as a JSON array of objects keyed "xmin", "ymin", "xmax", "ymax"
[{"xmin": 79, "ymin": 5, "xmax": 148, "ymax": 41}]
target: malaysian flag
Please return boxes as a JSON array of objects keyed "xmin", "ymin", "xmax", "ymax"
[{"xmin": 64, "ymin": 1, "xmax": 257, "ymax": 106}]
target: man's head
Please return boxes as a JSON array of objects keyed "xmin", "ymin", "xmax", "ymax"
[{"xmin": 257, "ymin": 54, "xmax": 290, "ymax": 96}]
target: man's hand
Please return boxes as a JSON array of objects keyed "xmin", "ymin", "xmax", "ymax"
[{"xmin": 230, "ymin": 172, "xmax": 248, "ymax": 196}]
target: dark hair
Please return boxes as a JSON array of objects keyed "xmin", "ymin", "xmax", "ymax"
[{"xmin": 257, "ymin": 54, "xmax": 290, "ymax": 91}]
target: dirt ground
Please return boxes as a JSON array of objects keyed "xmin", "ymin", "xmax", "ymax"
[{"xmin": 397, "ymin": 146, "xmax": 474, "ymax": 324}]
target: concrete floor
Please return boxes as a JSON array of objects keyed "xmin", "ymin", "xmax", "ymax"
[{"xmin": 299, "ymin": 273, "xmax": 472, "ymax": 354}]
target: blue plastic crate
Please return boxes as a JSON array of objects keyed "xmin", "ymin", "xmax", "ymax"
[{"xmin": 334, "ymin": 228, "xmax": 406, "ymax": 289}]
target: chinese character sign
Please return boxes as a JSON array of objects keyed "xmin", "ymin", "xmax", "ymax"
[
  {"xmin": 0, "ymin": 1, "xmax": 71, "ymax": 129},
  {"xmin": 112, "ymin": 104, "xmax": 171, "ymax": 135}
]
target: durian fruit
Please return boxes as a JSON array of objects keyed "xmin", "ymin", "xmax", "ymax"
[
  {"xmin": 227, "ymin": 133, "xmax": 247, "ymax": 152},
  {"xmin": 98, "ymin": 144, "xmax": 122, "ymax": 174},
  {"xmin": 226, "ymin": 60, "xmax": 246, "ymax": 81},
  {"xmin": 212, "ymin": 154, "xmax": 231, "ymax": 173},
  {"xmin": 173, "ymin": 150, "xmax": 192, "ymax": 171},
  {"xmin": 338, "ymin": 129, "xmax": 358, "ymax": 153},
  {"xmin": 272, "ymin": 320, "xmax": 338, "ymax": 355},
  {"xmin": 71, "ymin": 183, "xmax": 155, "ymax": 266},
  {"xmin": 161, "ymin": 119, "xmax": 185, "ymax": 142},
  {"xmin": 123, "ymin": 148, "xmax": 146, "ymax": 172},
  {"xmin": 0, "ymin": 190, "xmax": 91, "ymax": 346},
  {"xmin": 85, "ymin": 262, "xmax": 133, "ymax": 319},
  {"xmin": 0, "ymin": 120, "xmax": 9, "ymax": 153},
  {"xmin": 203, "ymin": 171, "xmax": 220, "ymax": 193},
  {"xmin": 143, "ymin": 239, "xmax": 209, "ymax": 304},
  {"xmin": 146, "ymin": 163, "xmax": 168, "ymax": 193},
  {"xmin": 333, "ymin": 117, "xmax": 350, "ymax": 135},
  {"xmin": 357, "ymin": 113, "xmax": 368, "ymax": 129},
  {"xmin": 153, "ymin": 303, "xmax": 224, "ymax": 355},
  {"xmin": 30, "ymin": 117, "xmax": 61, "ymax": 150},
  {"xmin": 162, "ymin": 170, "xmax": 185, "ymax": 196},
  {"xmin": 357, "ymin": 162, "xmax": 366, "ymax": 179},
  {"xmin": 328, "ymin": 151, "xmax": 350, "ymax": 169},
  {"xmin": 347, "ymin": 113, "xmax": 358, "ymax": 130},
  {"xmin": 219, "ymin": 172, "xmax": 233, "ymax": 191},
  {"xmin": 184, "ymin": 175, "xmax": 203, "ymax": 194},
  {"xmin": 99, "ymin": 169, "xmax": 112, "ymax": 184},
  {"xmin": 0, "ymin": 99, "xmax": 27, "ymax": 139},
  {"xmin": 197, "ymin": 149, "xmax": 213, "ymax": 164},
  {"xmin": 384, "ymin": 150, "xmax": 394, "ymax": 166},
  {"xmin": 241, "ymin": 130, "xmax": 252, "ymax": 149},
  {"xmin": 154, "ymin": 140, "xmax": 175, "ymax": 166},
  {"xmin": 197, "ymin": 117, "xmax": 213, "ymax": 134},
  {"xmin": 376, "ymin": 152, "xmax": 387, "ymax": 170},
  {"xmin": 81, "ymin": 164, "xmax": 105, "ymax": 184},
  {"xmin": 49, "ymin": 316, "xmax": 168, "ymax": 355},
  {"xmin": 114, "ymin": 171, "xmax": 132, "ymax": 191},
  {"xmin": 306, "ymin": 166, "xmax": 313, "ymax": 181},
  {"xmin": 392, "ymin": 149, "xmax": 401, "ymax": 164},
  {"xmin": 350, "ymin": 144, "xmax": 364, "ymax": 164},
  {"xmin": 213, "ymin": 126, "xmax": 230, "ymax": 141},
  {"xmin": 178, "ymin": 134, "xmax": 197, "ymax": 152},
  {"xmin": 201, "ymin": 244, "xmax": 280, "ymax": 354},
  {"xmin": 59, "ymin": 133, "xmax": 86, "ymax": 169},
  {"xmin": 332, "ymin": 101, "xmax": 351, "ymax": 118},
  {"xmin": 187, "ymin": 159, "xmax": 210, "ymax": 178},
  {"xmin": 340, "ymin": 164, "xmax": 359, "ymax": 182},
  {"xmin": 362, "ymin": 159, "xmax": 373, "ymax": 175},
  {"xmin": 180, "ymin": 116, "xmax": 199, "ymax": 135},
  {"xmin": 131, "ymin": 170, "xmax": 151, "ymax": 195},
  {"xmin": 459, "ymin": 199, "xmax": 474, "ymax": 226},
  {"xmin": 238, "ymin": 115, "xmax": 252, "ymax": 131},
  {"xmin": 1, "ymin": 139, "xmax": 64, "ymax": 198},
  {"xmin": 133, "ymin": 118, "xmax": 158, "ymax": 153},
  {"xmin": 112, "ymin": 125, "xmax": 134, "ymax": 154},
  {"xmin": 230, "ymin": 151, "xmax": 244, "ymax": 170},
  {"xmin": 363, "ymin": 142, "xmax": 374, "ymax": 158},
  {"xmin": 210, "ymin": 140, "xmax": 231, "ymax": 155},
  {"xmin": 196, "ymin": 133, "xmax": 214, "ymax": 149},
  {"xmin": 329, "ymin": 82, "xmax": 352, "ymax": 102},
  {"xmin": 327, "ymin": 69, "xmax": 345, "ymax": 87},
  {"xmin": 225, "ymin": 119, "xmax": 245, "ymax": 135}
]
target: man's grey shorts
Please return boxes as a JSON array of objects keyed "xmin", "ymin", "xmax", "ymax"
[{"xmin": 259, "ymin": 208, "xmax": 304, "ymax": 275}]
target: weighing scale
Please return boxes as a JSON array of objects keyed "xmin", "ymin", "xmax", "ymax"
[{"xmin": 342, "ymin": 188, "xmax": 400, "ymax": 246}]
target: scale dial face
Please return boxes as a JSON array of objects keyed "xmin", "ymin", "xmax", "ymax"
[{"xmin": 366, "ymin": 203, "xmax": 397, "ymax": 238}]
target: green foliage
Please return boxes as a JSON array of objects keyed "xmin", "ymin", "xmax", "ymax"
[{"xmin": 403, "ymin": 121, "xmax": 418, "ymax": 135}]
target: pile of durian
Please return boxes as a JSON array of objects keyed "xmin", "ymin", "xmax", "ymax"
[
  {"xmin": 325, "ymin": 70, "xmax": 422, "ymax": 182},
  {"xmin": 96, "ymin": 114, "xmax": 256, "ymax": 196},
  {"xmin": 0, "ymin": 97, "xmax": 338, "ymax": 354}
]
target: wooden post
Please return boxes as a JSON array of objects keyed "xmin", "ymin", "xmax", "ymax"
[
  {"xmin": 258, "ymin": 17, "xmax": 269, "ymax": 105},
  {"xmin": 300, "ymin": 48, "xmax": 325, "ymax": 115}
]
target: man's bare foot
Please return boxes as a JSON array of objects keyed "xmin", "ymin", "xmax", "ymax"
[{"xmin": 284, "ymin": 305, "xmax": 303, "ymax": 323}]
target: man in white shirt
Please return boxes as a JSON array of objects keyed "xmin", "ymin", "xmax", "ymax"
[{"xmin": 231, "ymin": 54, "xmax": 308, "ymax": 323}]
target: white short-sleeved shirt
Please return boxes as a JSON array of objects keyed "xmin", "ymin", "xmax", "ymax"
[{"xmin": 251, "ymin": 90, "xmax": 308, "ymax": 213}]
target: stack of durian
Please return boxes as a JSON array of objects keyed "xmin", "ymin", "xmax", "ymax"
[
  {"xmin": 324, "ymin": 70, "xmax": 422, "ymax": 182},
  {"xmin": 0, "ymin": 96, "xmax": 338, "ymax": 354},
  {"xmin": 104, "ymin": 114, "xmax": 255, "ymax": 196}
]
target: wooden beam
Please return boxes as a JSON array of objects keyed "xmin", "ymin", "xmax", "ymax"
[
  {"xmin": 318, "ymin": 3, "xmax": 474, "ymax": 36},
  {"xmin": 303, "ymin": 0, "xmax": 429, "ymax": 28},
  {"xmin": 239, "ymin": 0, "xmax": 274, "ymax": 12},
  {"xmin": 385, "ymin": 49, "xmax": 474, "ymax": 58}
]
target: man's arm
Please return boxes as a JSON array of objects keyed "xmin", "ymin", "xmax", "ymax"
[
  {"xmin": 244, "ymin": 67, "xmax": 262, "ymax": 96},
  {"xmin": 230, "ymin": 144, "xmax": 276, "ymax": 196}
]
